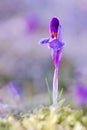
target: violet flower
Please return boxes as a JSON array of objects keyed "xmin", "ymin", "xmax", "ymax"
[
  {"xmin": 39, "ymin": 17, "xmax": 65, "ymax": 106},
  {"xmin": 7, "ymin": 82, "xmax": 23, "ymax": 103},
  {"xmin": 73, "ymin": 83, "xmax": 87, "ymax": 107},
  {"xmin": 25, "ymin": 14, "xmax": 39, "ymax": 33}
]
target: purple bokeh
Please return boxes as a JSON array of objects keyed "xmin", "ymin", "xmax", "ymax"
[
  {"xmin": 25, "ymin": 14, "xmax": 39, "ymax": 33},
  {"xmin": 74, "ymin": 83, "xmax": 87, "ymax": 106},
  {"xmin": 7, "ymin": 81, "xmax": 23, "ymax": 101}
]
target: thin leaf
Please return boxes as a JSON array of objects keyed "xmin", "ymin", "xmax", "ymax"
[
  {"xmin": 45, "ymin": 78, "xmax": 53, "ymax": 105},
  {"xmin": 58, "ymin": 98, "xmax": 65, "ymax": 106},
  {"xmin": 58, "ymin": 88, "xmax": 63, "ymax": 101}
]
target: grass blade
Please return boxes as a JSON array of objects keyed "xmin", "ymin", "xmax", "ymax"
[
  {"xmin": 58, "ymin": 88, "xmax": 63, "ymax": 101},
  {"xmin": 45, "ymin": 78, "xmax": 53, "ymax": 105}
]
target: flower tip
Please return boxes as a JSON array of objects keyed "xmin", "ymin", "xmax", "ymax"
[{"xmin": 50, "ymin": 17, "xmax": 59, "ymax": 33}]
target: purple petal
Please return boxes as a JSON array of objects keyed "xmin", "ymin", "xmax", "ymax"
[
  {"xmin": 25, "ymin": 14, "xmax": 39, "ymax": 33},
  {"xmin": 7, "ymin": 82, "xmax": 23, "ymax": 100},
  {"xmin": 52, "ymin": 50, "xmax": 62, "ymax": 68},
  {"xmin": 49, "ymin": 39, "xmax": 64, "ymax": 51},
  {"xmin": 50, "ymin": 17, "xmax": 59, "ymax": 33},
  {"xmin": 39, "ymin": 38, "xmax": 50, "ymax": 44},
  {"xmin": 74, "ymin": 83, "xmax": 87, "ymax": 106}
]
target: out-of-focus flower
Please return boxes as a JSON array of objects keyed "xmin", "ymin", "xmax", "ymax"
[
  {"xmin": 25, "ymin": 14, "xmax": 39, "ymax": 33},
  {"xmin": 39, "ymin": 17, "xmax": 65, "ymax": 106},
  {"xmin": 73, "ymin": 83, "xmax": 87, "ymax": 106},
  {"xmin": 7, "ymin": 81, "xmax": 23, "ymax": 104}
]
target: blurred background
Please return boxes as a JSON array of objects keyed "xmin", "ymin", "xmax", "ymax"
[{"xmin": 0, "ymin": 0, "xmax": 87, "ymax": 112}]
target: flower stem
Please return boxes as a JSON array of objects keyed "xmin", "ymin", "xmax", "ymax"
[{"xmin": 53, "ymin": 67, "xmax": 58, "ymax": 106}]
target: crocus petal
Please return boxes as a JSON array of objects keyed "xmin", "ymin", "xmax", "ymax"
[
  {"xmin": 51, "ymin": 49, "xmax": 62, "ymax": 68},
  {"xmin": 39, "ymin": 38, "xmax": 50, "ymax": 44},
  {"xmin": 7, "ymin": 82, "xmax": 23, "ymax": 100},
  {"xmin": 49, "ymin": 39, "xmax": 64, "ymax": 51},
  {"xmin": 50, "ymin": 17, "xmax": 59, "ymax": 33},
  {"xmin": 74, "ymin": 83, "xmax": 87, "ymax": 106}
]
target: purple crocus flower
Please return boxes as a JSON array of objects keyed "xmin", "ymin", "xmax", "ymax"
[
  {"xmin": 7, "ymin": 81, "xmax": 23, "ymax": 103},
  {"xmin": 39, "ymin": 17, "xmax": 65, "ymax": 106},
  {"xmin": 73, "ymin": 83, "xmax": 87, "ymax": 107},
  {"xmin": 25, "ymin": 14, "xmax": 39, "ymax": 33}
]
